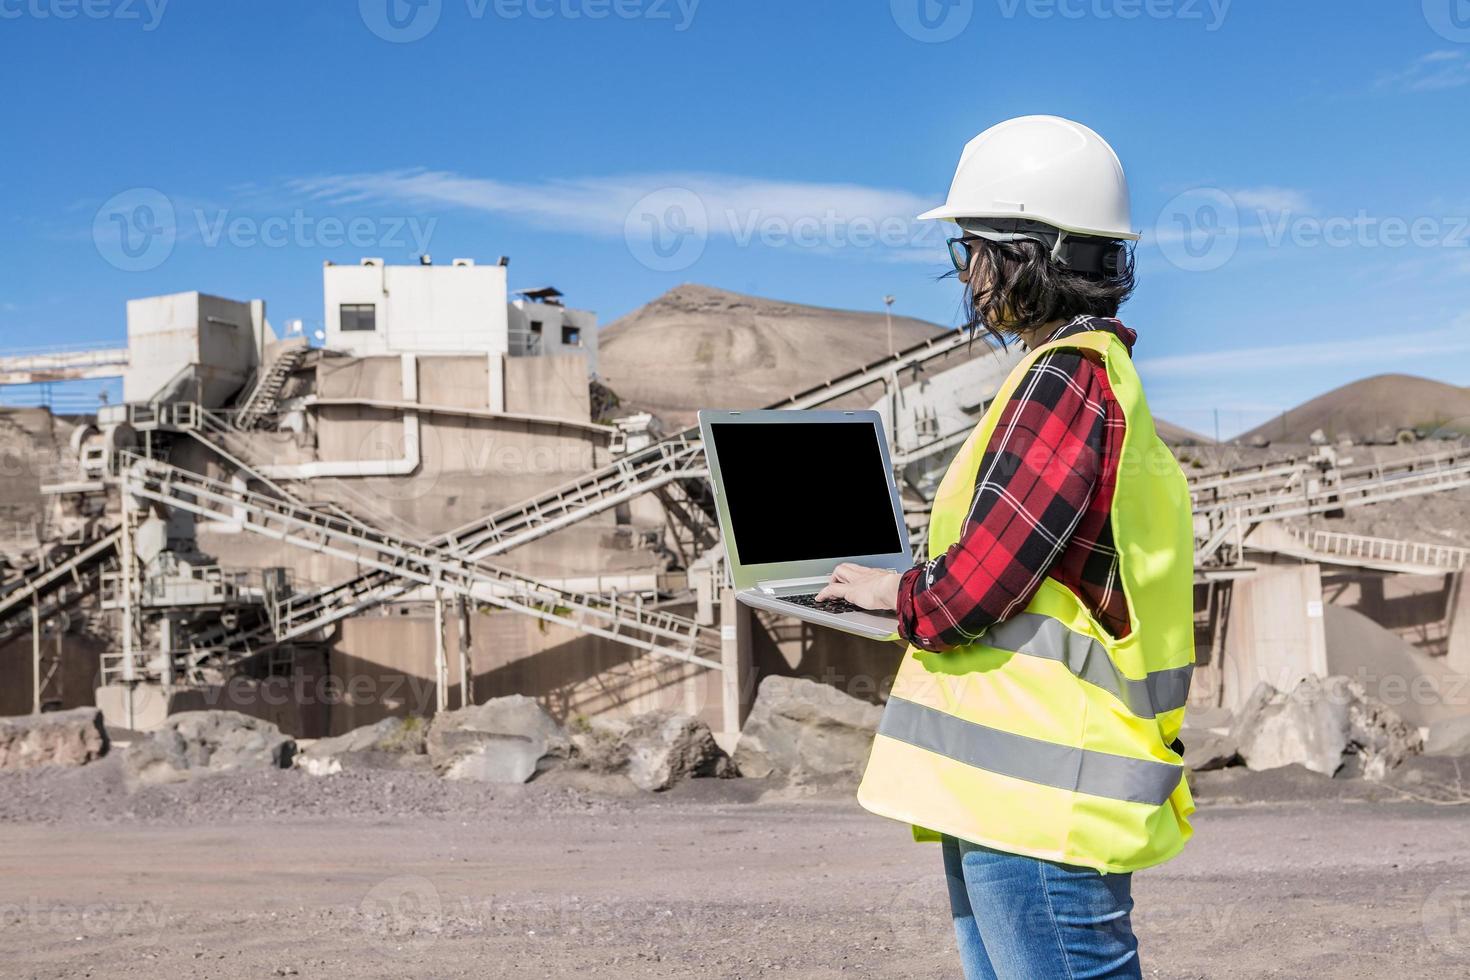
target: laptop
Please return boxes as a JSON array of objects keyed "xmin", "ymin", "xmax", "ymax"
[{"xmin": 697, "ymin": 409, "xmax": 913, "ymax": 641}]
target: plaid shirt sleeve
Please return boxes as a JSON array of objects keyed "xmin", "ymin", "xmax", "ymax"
[{"xmin": 895, "ymin": 349, "xmax": 1108, "ymax": 652}]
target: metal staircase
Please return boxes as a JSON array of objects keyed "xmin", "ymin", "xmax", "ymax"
[
  {"xmin": 0, "ymin": 527, "xmax": 120, "ymax": 646},
  {"xmin": 116, "ymin": 454, "xmax": 723, "ymax": 682},
  {"xmin": 234, "ymin": 345, "xmax": 309, "ymax": 431}
]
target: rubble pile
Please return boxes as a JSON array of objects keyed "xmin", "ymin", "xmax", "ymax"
[
  {"xmin": 1223, "ymin": 676, "xmax": 1422, "ymax": 779},
  {"xmin": 572, "ymin": 710, "xmax": 735, "ymax": 791},
  {"xmin": 0, "ymin": 707, "xmax": 108, "ymax": 770},
  {"xmin": 125, "ymin": 710, "xmax": 296, "ymax": 785},
  {"xmin": 294, "ymin": 716, "xmax": 428, "ymax": 776}
]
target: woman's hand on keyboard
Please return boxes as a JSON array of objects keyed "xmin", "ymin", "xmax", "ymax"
[{"xmin": 816, "ymin": 563, "xmax": 900, "ymax": 611}]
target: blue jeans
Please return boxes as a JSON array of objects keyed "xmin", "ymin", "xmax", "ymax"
[{"xmin": 942, "ymin": 835, "xmax": 1141, "ymax": 979}]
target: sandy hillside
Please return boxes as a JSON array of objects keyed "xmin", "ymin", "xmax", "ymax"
[
  {"xmin": 597, "ymin": 284, "xmax": 949, "ymax": 428},
  {"xmin": 1238, "ymin": 374, "xmax": 1470, "ymax": 445},
  {"xmin": 1155, "ymin": 416, "xmax": 1211, "ymax": 446}
]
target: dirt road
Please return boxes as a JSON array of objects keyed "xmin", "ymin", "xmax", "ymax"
[{"xmin": 2, "ymin": 763, "xmax": 1467, "ymax": 979}]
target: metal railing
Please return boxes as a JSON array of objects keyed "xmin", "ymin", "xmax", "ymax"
[
  {"xmin": 1194, "ymin": 444, "xmax": 1470, "ymax": 565},
  {"xmin": 1275, "ymin": 525, "xmax": 1470, "ymax": 573}
]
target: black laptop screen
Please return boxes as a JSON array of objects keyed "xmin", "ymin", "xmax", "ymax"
[{"xmin": 708, "ymin": 420, "xmax": 904, "ymax": 566}]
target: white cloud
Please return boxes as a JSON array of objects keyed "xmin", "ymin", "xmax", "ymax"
[
  {"xmin": 1377, "ymin": 50, "xmax": 1470, "ymax": 93},
  {"xmin": 1228, "ymin": 186, "xmax": 1312, "ymax": 213},
  {"xmin": 286, "ymin": 168, "xmax": 940, "ymax": 254}
]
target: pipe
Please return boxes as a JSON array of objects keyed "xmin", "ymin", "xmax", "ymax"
[{"xmin": 256, "ymin": 353, "xmax": 421, "ymax": 480}]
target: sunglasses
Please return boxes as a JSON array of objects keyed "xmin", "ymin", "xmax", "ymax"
[{"xmin": 947, "ymin": 236, "xmax": 981, "ymax": 273}]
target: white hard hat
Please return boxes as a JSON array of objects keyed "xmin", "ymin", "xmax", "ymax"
[{"xmin": 918, "ymin": 115, "xmax": 1139, "ymax": 241}]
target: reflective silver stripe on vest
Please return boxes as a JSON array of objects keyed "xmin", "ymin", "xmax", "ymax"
[
  {"xmin": 983, "ymin": 613, "xmax": 1192, "ymax": 719},
  {"xmin": 879, "ymin": 696, "xmax": 1184, "ymax": 807}
]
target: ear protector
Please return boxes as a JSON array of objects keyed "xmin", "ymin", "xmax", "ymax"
[{"xmin": 958, "ymin": 219, "xmax": 1128, "ymax": 276}]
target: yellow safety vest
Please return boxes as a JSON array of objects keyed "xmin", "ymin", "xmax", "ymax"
[{"xmin": 857, "ymin": 329, "xmax": 1195, "ymax": 874}]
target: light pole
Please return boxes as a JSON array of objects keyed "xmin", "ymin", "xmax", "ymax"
[{"xmin": 883, "ymin": 295, "xmax": 895, "ymax": 353}]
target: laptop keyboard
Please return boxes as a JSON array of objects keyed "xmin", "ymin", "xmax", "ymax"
[{"xmin": 776, "ymin": 592, "xmax": 866, "ymax": 615}]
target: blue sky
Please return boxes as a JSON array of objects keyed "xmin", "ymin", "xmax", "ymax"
[{"xmin": 2, "ymin": 0, "xmax": 1468, "ymax": 434}]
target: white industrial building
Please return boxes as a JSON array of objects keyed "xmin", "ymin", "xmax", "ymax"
[{"xmin": 323, "ymin": 257, "xmax": 598, "ymax": 377}]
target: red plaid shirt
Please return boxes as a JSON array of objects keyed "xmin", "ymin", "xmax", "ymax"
[{"xmin": 896, "ymin": 316, "xmax": 1135, "ymax": 651}]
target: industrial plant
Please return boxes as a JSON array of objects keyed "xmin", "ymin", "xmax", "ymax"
[
  {"xmin": 5, "ymin": 260, "xmax": 1470, "ymax": 980},
  {"xmin": 3, "ymin": 258, "xmax": 1469, "ymax": 752}
]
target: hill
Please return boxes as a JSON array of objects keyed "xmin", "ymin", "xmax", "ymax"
[
  {"xmin": 1237, "ymin": 374, "xmax": 1470, "ymax": 445},
  {"xmin": 1155, "ymin": 417, "xmax": 1212, "ymax": 447},
  {"xmin": 596, "ymin": 284, "xmax": 949, "ymax": 427}
]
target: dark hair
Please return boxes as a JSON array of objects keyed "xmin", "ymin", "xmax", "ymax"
[{"xmin": 956, "ymin": 235, "xmax": 1136, "ymax": 344}]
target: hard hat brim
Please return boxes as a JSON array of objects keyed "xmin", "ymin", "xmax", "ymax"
[{"xmin": 916, "ymin": 204, "xmax": 1141, "ymax": 242}]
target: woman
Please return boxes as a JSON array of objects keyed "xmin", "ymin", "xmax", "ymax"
[{"xmin": 816, "ymin": 116, "xmax": 1195, "ymax": 979}]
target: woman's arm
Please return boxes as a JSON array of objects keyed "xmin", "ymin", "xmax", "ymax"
[
  {"xmin": 820, "ymin": 349, "xmax": 1111, "ymax": 648},
  {"xmin": 897, "ymin": 349, "xmax": 1108, "ymax": 651}
]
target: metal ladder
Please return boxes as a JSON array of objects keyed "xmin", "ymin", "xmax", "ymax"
[{"xmin": 234, "ymin": 345, "xmax": 309, "ymax": 431}]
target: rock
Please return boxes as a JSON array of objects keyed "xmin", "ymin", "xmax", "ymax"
[
  {"xmin": 125, "ymin": 711, "xmax": 295, "ymax": 785},
  {"xmin": 573, "ymin": 711, "xmax": 734, "ymax": 791},
  {"xmin": 426, "ymin": 696, "xmax": 569, "ymax": 783},
  {"xmin": 295, "ymin": 717, "xmax": 428, "ymax": 776},
  {"xmin": 734, "ymin": 676, "xmax": 883, "ymax": 784},
  {"xmin": 1181, "ymin": 729, "xmax": 1239, "ymax": 772},
  {"xmin": 1232, "ymin": 678, "xmax": 1350, "ymax": 776},
  {"xmin": 0, "ymin": 707, "xmax": 109, "ymax": 771},
  {"xmin": 1426, "ymin": 715, "xmax": 1470, "ymax": 757},
  {"xmin": 1231, "ymin": 677, "xmax": 1422, "ymax": 779},
  {"xmin": 1184, "ymin": 706, "xmax": 1234, "ymax": 731},
  {"xmin": 1336, "ymin": 676, "xmax": 1422, "ymax": 779}
]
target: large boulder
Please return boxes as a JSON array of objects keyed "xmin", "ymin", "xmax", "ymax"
[
  {"xmin": 573, "ymin": 711, "xmax": 735, "ymax": 791},
  {"xmin": 125, "ymin": 711, "xmax": 295, "ymax": 785},
  {"xmin": 734, "ymin": 676, "xmax": 882, "ymax": 784},
  {"xmin": 295, "ymin": 717, "xmax": 428, "ymax": 776},
  {"xmin": 1232, "ymin": 678, "xmax": 1350, "ymax": 776},
  {"xmin": 1180, "ymin": 729, "xmax": 1240, "ymax": 772},
  {"xmin": 426, "ymin": 696, "xmax": 570, "ymax": 783},
  {"xmin": 0, "ymin": 707, "xmax": 109, "ymax": 771},
  {"xmin": 1231, "ymin": 677, "xmax": 1421, "ymax": 779},
  {"xmin": 1426, "ymin": 715, "xmax": 1470, "ymax": 757}
]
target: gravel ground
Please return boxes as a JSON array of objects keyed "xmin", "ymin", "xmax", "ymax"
[{"xmin": 3, "ymin": 757, "xmax": 1470, "ymax": 979}]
